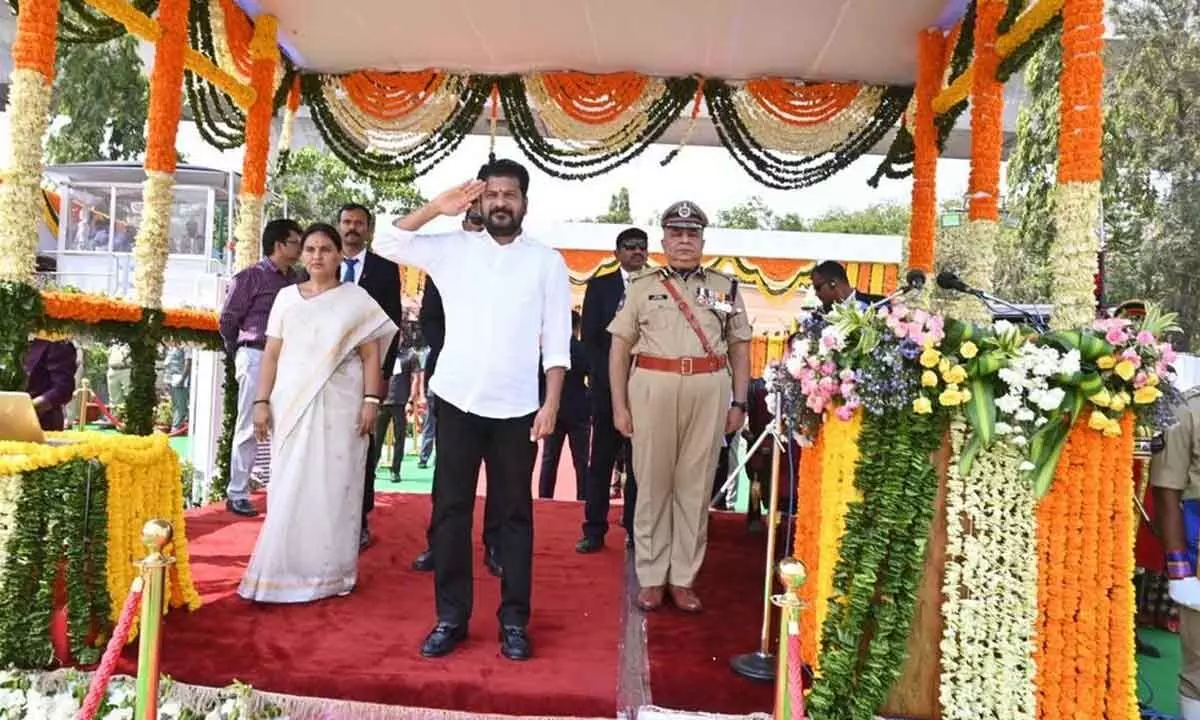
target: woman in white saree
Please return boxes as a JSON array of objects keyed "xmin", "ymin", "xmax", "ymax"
[{"xmin": 238, "ymin": 223, "xmax": 397, "ymax": 603}]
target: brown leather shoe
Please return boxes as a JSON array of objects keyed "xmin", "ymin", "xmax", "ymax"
[
  {"xmin": 668, "ymin": 585, "xmax": 703, "ymax": 613},
  {"xmin": 636, "ymin": 586, "xmax": 665, "ymax": 611}
]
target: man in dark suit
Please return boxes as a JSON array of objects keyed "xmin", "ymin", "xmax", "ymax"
[
  {"xmin": 537, "ymin": 310, "xmax": 590, "ymax": 499},
  {"xmin": 410, "ymin": 210, "xmax": 503, "ymax": 577},
  {"xmin": 337, "ymin": 202, "xmax": 405, "ymax": 550},
  {"xmin": 23, "ymin": 338, "xmax": 78, "ymax": 431},
  {"xmin": 576, "ymin": 227, "xmax": 648, "ymax": 553},
  {"xmin": 810, "ymin": 260, "xmax": 885, "ymax": 313}
]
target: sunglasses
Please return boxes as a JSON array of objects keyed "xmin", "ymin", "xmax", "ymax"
[{"xmin": 619, "ymin": 240, "xmax": 648, "ymax": 251}]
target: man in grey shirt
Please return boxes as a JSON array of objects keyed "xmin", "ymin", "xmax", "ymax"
[{"xmin": 217, "ymin": 218, "xmax": 303, "ymax": 517}]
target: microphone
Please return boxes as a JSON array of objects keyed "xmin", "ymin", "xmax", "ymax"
[
  {"xmin": 905, "ymin": 269, "xmax": 927, "ymax": 290},
  {"xmin": 936, "ymin": 271, "xmax": 973, "ymax": 294}
]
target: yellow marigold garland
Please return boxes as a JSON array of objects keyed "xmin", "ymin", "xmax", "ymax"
[
  {"xmin": 0, "ymin": 432, "xmax": 201, "ymax": 643},
  {"xmin": 812, "ymin": 409, "xmax": 862, "ymax": 653}
]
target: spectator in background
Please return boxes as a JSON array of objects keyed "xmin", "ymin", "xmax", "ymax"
[
  {"xmin": 537, "ymin": 310, "xmax": 590, "ymax": 499},
  {"xmin": 24, "ymin": 338, "xmax": 78, "ymax": 431}
]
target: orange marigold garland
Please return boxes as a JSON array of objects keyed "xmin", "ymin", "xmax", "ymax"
[
  {"xmin": 232, "ymin": 14, "xmax": 279, "ymax": 271},
  {"xmin": 794, "ymin": 430, "xmax": 824, "ymax": 667},
  {"xmin": 906, "ymin": 29, "xmax": 946, "ymax": 275},
  {"xmin": 0, "ymin": 0, "xmax": 60, "ymax": 283},
  {"xmin": 1106, "ymin": 413, "xmax": 1137, "ymax": 717}
]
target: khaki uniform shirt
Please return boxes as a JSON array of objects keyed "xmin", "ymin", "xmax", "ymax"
[
  {"xmin": 608, "ymin": 267, "xmax": 753, "ymax": 358},
  {"xmin": 1151, "ymin": 389, "xmax": 1200, "ymax": 500}
]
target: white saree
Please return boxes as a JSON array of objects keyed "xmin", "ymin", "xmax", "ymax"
[{"xmin": 238, "ymin": 282, "xmax": 397, "ymax": 603}]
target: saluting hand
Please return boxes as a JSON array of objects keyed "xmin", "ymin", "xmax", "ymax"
[{"xmin": 431, "ymin": 180, "xmax": 486, "ymax": 216}]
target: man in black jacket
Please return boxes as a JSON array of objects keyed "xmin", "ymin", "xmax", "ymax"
[
  {"xmin": 576, "ymin": 227, "xmax": 647, "ymax": 553},
  {"xmin": 337, "ymin": 203, "xmax": 404, "ymax": 550},
  {"xmin": 410, "ymin": 210, "xmax": 502, "ymax": 577}
]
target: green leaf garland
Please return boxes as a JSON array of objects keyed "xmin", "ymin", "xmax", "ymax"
[
  {"xmin": 0, "ymin": 282, "xmax": 44, "ymax": 392},
  {"xmin": 807, "ymin": 408, "xmax": 945, "ymax": 720}
]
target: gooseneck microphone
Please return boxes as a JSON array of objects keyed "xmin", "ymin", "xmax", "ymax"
[
  {"xmin": 905, "ymin": 269, "xmax": 927, "ymax": 290},
  {"xmin": 936, "ymin": 270, "xmax": 973, "ymax": 294}
]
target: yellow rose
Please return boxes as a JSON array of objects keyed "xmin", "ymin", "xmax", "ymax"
[
  {"xmin": 1109, "ymin": 394, "xmax": 1127, "ymax": 413},
  {"xmin": 922, "ymin": 335, "xmax": 938, "ymax": 349},
  {"xmin": 1103, "ymin": 419, "xmax": 1123, "ymax": 438},
  {"xmin": 919, "ymin": 348, "xmax": 941, "ymax": 368},
  {"xmin": 959, "ymin": 341, "xmax": 978, "ymax": 359},
  {"xmin": 912, "ymin": 396, "xmax": 933, "ymax": 415},
  {"xmin": 939, "ymin": 388, "xmax": 963, "ymax": 407},
  {"xmin": 1097, "ymin": 356, "xmax": 1116, "ymax": 370},
  {"xmin": 939, "ymin": 358, "xmax": 952, "ymax": 374},
  {"xmin": 1115, "ymin": 360, "xmax": 1137, "ymax": 382},
  {"xmin": 960, "ymin": 387, "xmax": 972, "ymax": 403},
  {"xmin": 1134, "ymin": 386, "xmax": 1163, "ymax": 405},
  {"xmin": 1089, "ymin": 389, "xmax": 1112, "ymax": 408},
  {"xmin": 942, "ymin": 365, "xmax": 967, "ymax": 385},
  {"xmin": 1088, "ymin": 410, "xmax": 1110, "ymax": 431},
  {"xmin": 921, "ymin": 370, "xmax": 938, "ymax": 388},
  {"xmin": 1146, "ymin": 373, "xmax": 1160, "ymax": 387}
]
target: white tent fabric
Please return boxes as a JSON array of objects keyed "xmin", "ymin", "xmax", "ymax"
[{"xmin": 240, "ymin": 0, "xmax": 948, "ymax": 84}]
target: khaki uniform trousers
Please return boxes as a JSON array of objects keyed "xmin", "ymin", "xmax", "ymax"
[{"xmin": 629, "ymin": 366, "xmax": 730, "ymax": 588}]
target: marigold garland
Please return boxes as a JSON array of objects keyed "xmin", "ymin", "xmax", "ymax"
[
  {"xmin": 232, "ymin": 192, "xmax": 266, "ymax": 272},
  {"xmin": 1033, "ymin": 414, "xmax": 1136, "ymax": 719},
  {"xmin": 41, "ymin": 291, "xmax": 141, "ymax": 324},
  {"xmin": 907, "ymin": 29, "xmax": 946, "ymax": 275},
  {"xmin": 811, "ymin": 410, "xmax": 862, "ymax": 660},
  {"xmin": 794, "ymin": 428, "xmax": 824, "ymax": 667}
]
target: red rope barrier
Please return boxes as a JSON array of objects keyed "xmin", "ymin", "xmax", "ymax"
[
  {"xmin": 77, "ymin": 578, "xmax": 144, "ymax": 720},
  {"xmin": 788, "ymin": 630, "xmax": 806, "ymax": 719}
]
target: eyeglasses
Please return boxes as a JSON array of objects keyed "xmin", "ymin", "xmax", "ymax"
[{"xmin": 619, "ymin": 241, "xmax": 648, "ymax": 251}]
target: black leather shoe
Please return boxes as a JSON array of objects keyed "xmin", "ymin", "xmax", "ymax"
[
  {"xmin": 359, "ymin": 527, "xmax": 371, "ymax": 551},
  {"xmin": 575, "ymin": 536, "xmax": 604, "ymax": 554},
  {"xmin": 625, "ymin": 534, "xmax": 634, "ymax": 550},
  {"xmin": 485, "ymin": 547, "xmax": 503, "ymax": 578},
  {"xmin": 226, "ymin": 498, "xmax": 258, "ymax": 517},
  {"xmin": 499, "ymin": 625, "xmax": 531, "ymax": 661},
  {"xmin": 421, "ymin": 622, "xmax": 466, "ymax": 658},
  {"xmin": 412, "ymin": 549, "xmax": 434, "ymax": 572}
]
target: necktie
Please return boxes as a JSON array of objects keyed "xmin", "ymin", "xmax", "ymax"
[{"xmin": 342, "ymin": 257, "xmax": 358, "ymax": 283}]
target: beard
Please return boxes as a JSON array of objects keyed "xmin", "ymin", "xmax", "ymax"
[{"xmin": 484, "ymin": 207, "xmax": 523, "ymax": 236}]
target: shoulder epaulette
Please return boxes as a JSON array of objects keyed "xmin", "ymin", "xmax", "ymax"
[{"xmin": 629, "ymin": 268, "xmax": 658, "ymax": 282}]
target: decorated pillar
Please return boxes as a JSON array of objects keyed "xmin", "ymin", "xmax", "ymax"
[
  {"xmin": 0, "ymin": 0, "xmax": 59, "ymax": 392},
  {"xmin": 945, "ymin": 0, "xmax": 1005, "ymax": 325},
  {"xmin": 905, "ymin": 29, "xmax": 946, "ymax": 280},
  {"xmin": 232, "ymin": 14, "xmax": 279, "ymax": 271},
  {"xmin": 1048, "ymin": 0, "xmax": 1104, "ymax": 329}
]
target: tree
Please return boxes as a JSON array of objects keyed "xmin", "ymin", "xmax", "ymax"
[
  {"xmin": 47, "ymin": 36, "xmax": 149, "ymax": 163},
  {"xmin": 268, "ymin": 147, "xmax": 427, "ymax": 227},
  {"xmin": 775, "ymin": 213, "xmax": 806, "ymax": 231},
  {"xmin": 807, "ymin": 204, "xmax": 911, "ymax": 235},
  {"xmin": 594, "ymin": 187, "xmax": 633, "ymax": 224},
  {"xmin": 716, "ymin": 196, "xmax": 776, "ymax": 229}
]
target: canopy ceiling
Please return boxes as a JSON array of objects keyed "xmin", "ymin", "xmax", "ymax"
[{"xmin": 241, "ymin": 0, "xmax": 952, "ymax": 85}]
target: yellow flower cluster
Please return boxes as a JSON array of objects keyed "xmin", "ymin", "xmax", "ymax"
[
  {"xmin": 1085, "ymin": 355, "xmax": 1164, "ymax": 437},
  {"xmin": 913, "ymin": 341, "xmax": 975, "ymax": 414},
  {"xmin": 0, "ymin": 432, "xmax": 201, "ymax": 639}
]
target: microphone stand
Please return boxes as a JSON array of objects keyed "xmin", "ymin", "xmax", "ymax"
[
  {"xmin": 865, "ymin": 281, "xmax": 922, "ymax": 313},
  {"xmin": 959, "ymin": 287, "xmax": 1047, "ymax": 332}
]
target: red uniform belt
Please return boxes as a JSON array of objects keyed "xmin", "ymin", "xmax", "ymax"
[{"xmin": 635, "ymin": 354, "xmax": 726, "ymax": 376}]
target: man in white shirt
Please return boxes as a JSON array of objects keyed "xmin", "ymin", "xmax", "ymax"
[{"xmin": 373, "ymin": 159, "xmax": 571, "ymax": 662}]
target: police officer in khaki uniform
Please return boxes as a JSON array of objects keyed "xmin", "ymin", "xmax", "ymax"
[
  {"xmin": 608, "ymin": 201, "xmax": 752, "ymax": 613},
  {"xmin": 1151, "ymin": 388, "xmax": 1200, "ymax": 719}
]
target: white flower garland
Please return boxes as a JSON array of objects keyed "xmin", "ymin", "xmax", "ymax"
[
  {"xmin": 1048, "ymin": 181, "xmax": 1101, "ymax": 330},
  {"xmin": 938, "ymin": 220, "xmax": 998, "ymax": 325},
  {"xmin": 939, "ymin": 418, "xmax": 1038, "ymax": 720},
  {"xmin": 0, "ymin": 69, "xmax": 53, "ymax": 283},
  {"xmin": 232, "ymin": 192, "xmax": 266, "ymax": 271},
  {"xmin": 0, "ymin": 473, "xmax": 22, "ymax": 572},
  {"xmin": 131, "ymin": 171, "xmax": 176, "ymax": 309}
]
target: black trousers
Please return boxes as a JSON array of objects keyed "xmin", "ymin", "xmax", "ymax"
[
  {"xmin": 432, "ymin": 399, "xmax": 536, "ymax": 627},
  {"xmin": 582, "ymin": 390, "xmax": 637, "ymax": 541},
  {"xmin": 538, "ymin": 417, "xmax": 590, "ymax": 500},
  {"xmin": 423, "ymin": 398, "xmax": 501, "ymax": 551}
]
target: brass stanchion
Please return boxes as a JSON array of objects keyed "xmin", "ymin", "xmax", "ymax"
[
  {"xmin": 134, "ymin": 519, "xmax": 175, "ymax": 720},
  {"xmin": 731, "ymin": 393, "xmax": 785, "ymax": 681},
  {"xmin": 73, "ymin": 379, "xmax": 92, "ymax": 431},
  {"xmin": 773, "ymin": 558, "xmax": 808, "ymax": 720}
]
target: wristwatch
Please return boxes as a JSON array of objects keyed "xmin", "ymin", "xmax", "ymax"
[{"xmin": 730, "ymin": 400, "xmax": 748, "ymax": 412}]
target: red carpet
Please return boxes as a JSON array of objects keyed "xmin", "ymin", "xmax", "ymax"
[
  {"xmin": 118, "ymin": 494, "xmax": 624, "ymax": 717},
  {"xmin": 645, "ymin": 513, "xmax": 775, "ymax": 714}
]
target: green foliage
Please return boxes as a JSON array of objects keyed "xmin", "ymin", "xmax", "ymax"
[
  {"xmin": 209, "ymin": 356, "xmax": 238, "ymax": 502},
  {"xmin": 0, "ymin": 283, "xmax": 45, "ymax": 391},
  {"xmin": 0, "ymin": 460, "xmax": 110, "ymax": 667},
  {"xmin": 805, "ymin": 408, "xmax": 945, "ymax": 719},
  {"xmin": 808, "ymin": 204, "xmax": 911, "ymax": 235},
  {"xmin": 715, "ymin": 196, "xmax": 775, "ymax": 229},
  {"xmin": 594, "ymin": 187, "xmax": 633, "ymax": 224},
  {"xmin": 268, "ymin": 147, "xmax": 427, "ymax": 227},
  {"xmin": 46, "ymin": 36, "xmax": 149, "ymax": 164}
]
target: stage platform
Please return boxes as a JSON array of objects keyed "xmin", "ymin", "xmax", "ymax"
[{"xmin": 113, "ymin": 493, "xmax": 776, "ymax": 718}]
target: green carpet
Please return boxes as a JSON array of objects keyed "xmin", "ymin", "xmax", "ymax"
[{"xmin": 1139, "ymin": 627, "xmax": 1181, "ymax": 717}]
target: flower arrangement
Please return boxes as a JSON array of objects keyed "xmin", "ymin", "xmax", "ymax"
[{"xmin": 1084, "ymin": 306, "xmax": 1181, "ymax": 437}]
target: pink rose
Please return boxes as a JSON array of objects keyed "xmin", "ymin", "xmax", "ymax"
[
  {"xmin": 821, "ymin": 361, "xmax": 837, "ymax": 376},
  {"xmin": 1162, "ymin": 345, "xmax": 1178, "ymax": 365},
  {"xmin": 1136, "ymin": 330, "xmax": 1156, "ymax": 345},
  {"xmin": 807, "ymin": 394, "xmax": 826, "ymax": 413},
  {"xmin": 912, "ymin": 309, "xmax": 929, "ymax": 325},
  {"xmin": 1120, "ymin": 348, "xmax": 1142, "ymax": 367},
  {"xmin": 818, "ymin": 377, "xmax": 836, "ymax": 391},
  {"xmin": 839, "ymin": 382, "xmax": 856, "ymax": 397},
  {"xmin": 807, "ymin": 356, "xmax": 821, "ymax": 369},
  {"xmin": 835, "ymin": 405, "xmax": 855, "ymax": 422},
  {"xmin": 1106, "ymin": 327, "xmax": 1129, "ymax": 345},
  {"xmin": 1135, "ymin": 372, "xmax": 1147, "ymax": 388}
]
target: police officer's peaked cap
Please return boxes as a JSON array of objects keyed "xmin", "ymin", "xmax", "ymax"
[{"xmin": 661, "ymin": 201, "xmax": 708, "ymax": 230}]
